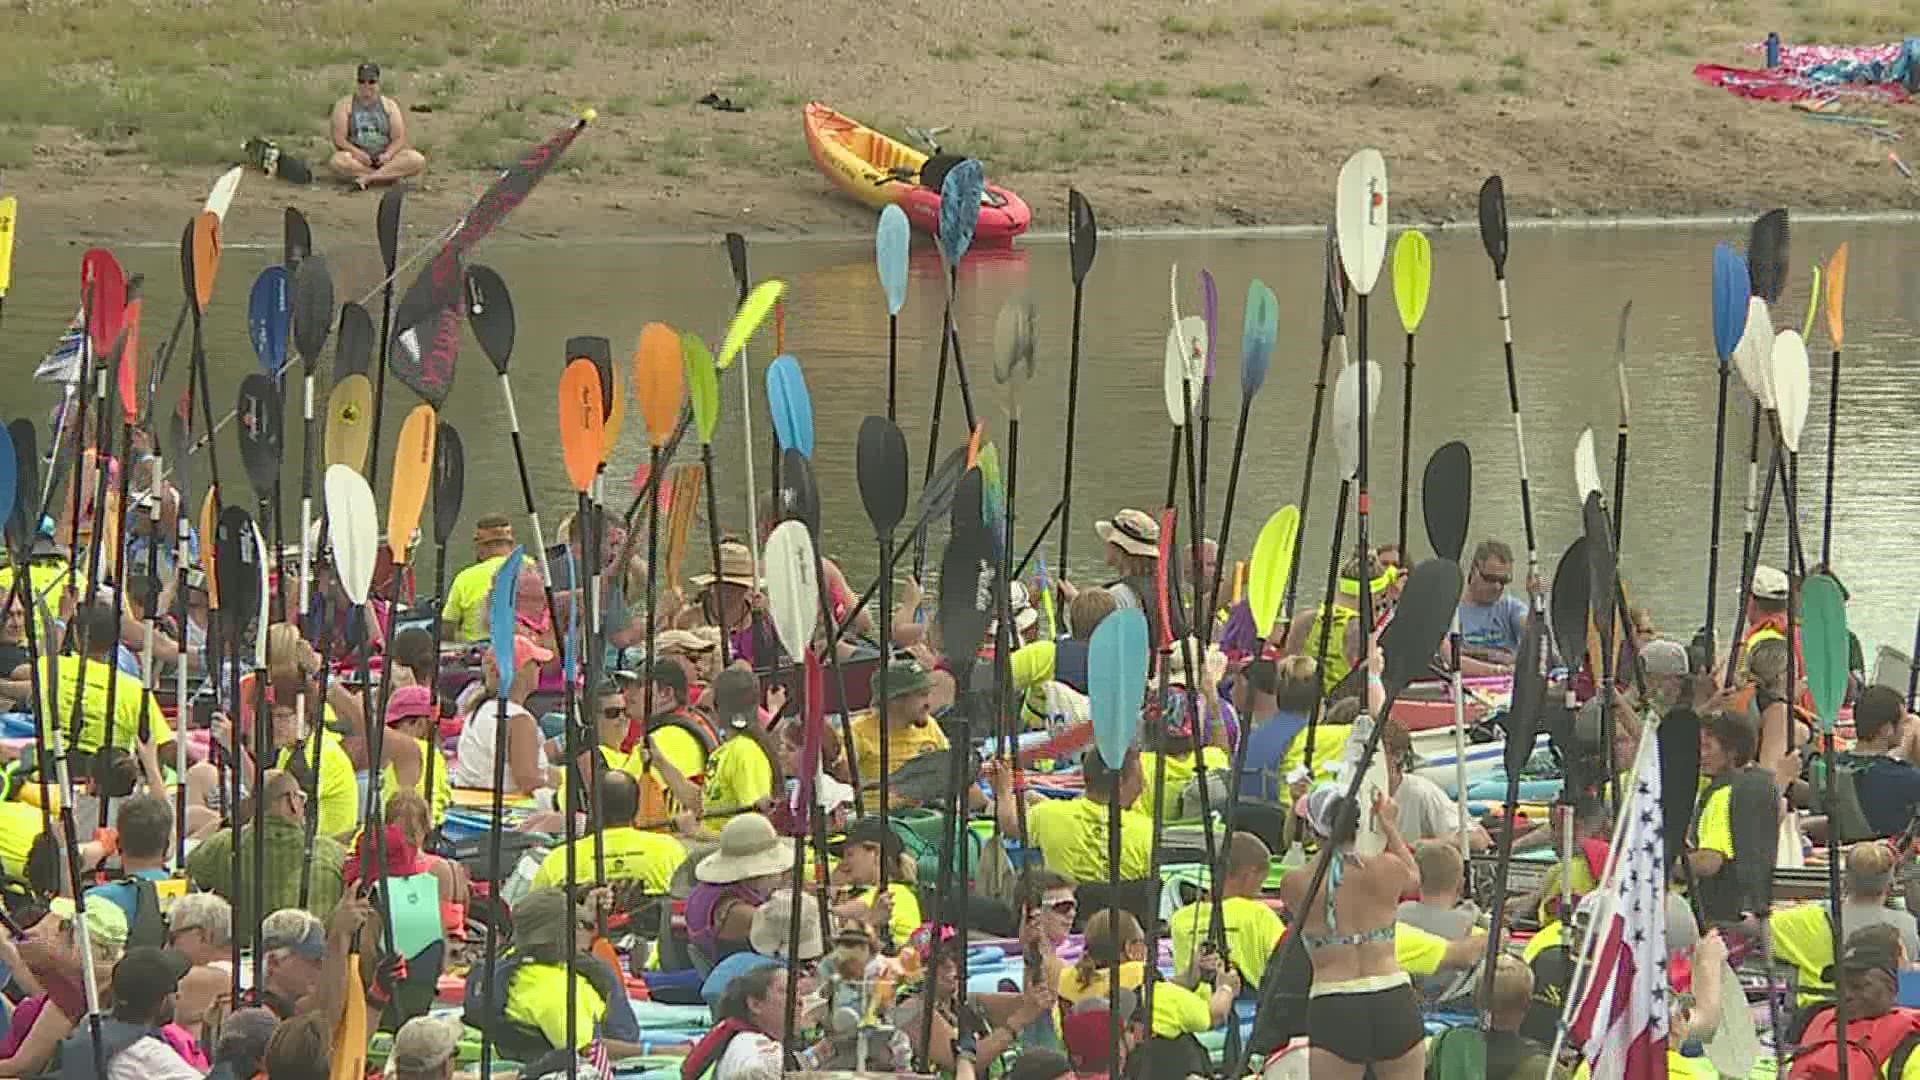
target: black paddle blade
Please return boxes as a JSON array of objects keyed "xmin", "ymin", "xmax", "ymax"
[
  {"xmin": 856, "ymin": 415, "xmax": 909, "ymax": 537},
  {"xmin": 290, "ymin": 254, "xmax": 335, "ymax": 371},
  {"xmin": 1581, "ymin": 492, "xmax": 1617, "ymax": 663},
  {"xmin": 1748, "ymin": 208, "xmax": 1790, "ymax": 305},
  {"xmin": 1657, "ymin": 708, "xmax": 1701, "ymax": 874},
  {"xmin": 725, "ymin": 232, "xmax": 748, "ymax": 295},
  {"xmin": 431, "ymin": 421, "xmax": 465, "ymax": 547},
  {"xmin": 7, "ymin": 420, "xmax": 36, "ymax": 547},
  {"xmin": 919, "ymin": 446, "xmax": 969, "ymax": 524},
  {"xmin": 214, "ymin": 505, "xmax": 262, "ymax": 628},
  {"xmin": 567, "ymin": 336, "xmax": 616, "ymax": 420},
  {"xmin": 1501, "ymin": 612, "xmax": 1547, "ymax": 778},
  {"xmin": 1549, "ymin": 537, "xmax": 1592, "ymax": 678},
  {"xmin": 334, "ymin": 302, "xmax": 374, "ymax": 381},
  {"xmin": 167, "ymin": 392, "xmax": 195, "ymax": 516},
  {"xmin": 1381, "ymin": 558, "xmax": 1464, "ymax": 694},
  {"xmin": 1319, "ymin": 224, "xmax": 1346, "ymax": 348},
  {"xmin": 1477, "ymin": 176, "xmax": 1508, "ymax": 277},
  {"xmin": 283, "ymin": 208, "xmax": 312, "ymax": 267},
  {"xmin": 1421, "ymin": 441, "xmax": 1473, "ymax": 563},
  {"xmin": 937, "ymin": 469, "xmax": 995, "ymax": 663},
  {"xmin": 178, "ymin": 218, "xmax": 197, "ymax": 307},
  {"xmin": 236, "ymin": 373, "xmax": 284, "ymax": 503},
  {"xmin": 1067, "ymin": 188, "xmax": 1098, "ymax": 287},
  {"xmin": 463, "ymin": 265, "xmax": 516, "ymax": 374},
  {"xmin": 779, "ymin": 447, "xmax": 821, "ymax": 537},
  {"xmin": 377, "ymin": 187, "xmax": 404, "ymax": 273}
]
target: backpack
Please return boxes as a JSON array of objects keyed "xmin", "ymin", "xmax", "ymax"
[
  {"xmin": 1821, "ymin": 754, "xmax": 1879, "ymax": 843},
  {"xmin": 1789, "ymin": 1005, "xmax": 1920, "ymax": 1079},
  {"xmin": 1426, "ymin": 1026, "xmax": 1486, "ymax": 1080},
  {"xmin": 122, "ymin": 875, "xmax": 167, "ymax": 949}
]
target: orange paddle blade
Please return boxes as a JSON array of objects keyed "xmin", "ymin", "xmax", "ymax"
[
  {"xmin": 191, "ymin": 211, "xmax": 221, "ymax": 313},
  {"xmin": 559, "ymin": 358, "xmax": 605, "ymax": 494},
  {"xmin": 966, "ymin": 422, "xmax": 984, "ymax": 468},
  {"xmin": 117, "ymin": 295, "xmax": 143, "ymax": 423},
  {"xmin": 661, "ymin": 461, "xmax": 704, "ymax": 586},
  {"xmin": 328, "ymin": 954, "xmax": 367, "ymax": 1080},
  {"xmin": 602, "ymin": 361, "xmax": 627, "ymax": 460},
  {"xmin": 1825, "ymin": 242, "xmax": 1849, "ymax": 349},
  {"xmin": 199, "ymin": 488, "xmax": 221, "ymax": 610},
  {"xmin": 387, "ymin": 405, "xmax": 437, "ymax": 563},
  {"xmin": 635, "ymin": 322, "xmax": 685, "ymax": 447}
]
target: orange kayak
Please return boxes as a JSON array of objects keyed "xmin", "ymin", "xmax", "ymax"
[{"xmin": 802, "ymin": 102, "xmax": 1031, "ymax": 246}]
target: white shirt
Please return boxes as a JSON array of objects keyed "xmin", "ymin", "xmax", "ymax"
[
  {"xmin": 715, "ymin": 1030, "xmax": 783, "ymax": 1080},
  {"xmin": 450, "ymin": 699, "xmax": 548, "ymax": 789},
  {"xmin": 108, "ymin": 1035, "xmax": 205, "ymax": 1080},
  {"xmin": 1395, "ymin": 772, "xmax": 1468, "ymax": 841}
]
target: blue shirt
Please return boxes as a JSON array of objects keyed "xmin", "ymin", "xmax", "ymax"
[
  {"xmin": 1240, "ymin": 708, "xmax": 1311, "ymax": 802},
  {"xmin": 701, "ymin": 950, "xmax": 779, "ymax": 1010},
  {"xmin": 92, "ymin": 868, "xmax": 171, "ymax": 924},
  {"xmin": 1849, "ymin": 754, "xmax": 1920, "ymax": 837},
  {"xmin": 1458, "ymin": 594, "xmax": 1527, "ymax": 655}
]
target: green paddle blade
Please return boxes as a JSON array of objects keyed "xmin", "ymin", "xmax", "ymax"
[
  {"xmin": 1802, "ymin": 574, "xmax": 1849, "ymax": 730},
  {"xmin": 1392, "ymin": 228, "xmax": 1431, "ymax": 333},
  {"xmin": 715, "ymin": 279, "xmax": 786, "ymax": 371},
  {"xmin": 683, "ymin": 331, "xmax": 720, "ymax": 445},
  {"xmin": 1247, "ymin": 506, "xmax": 1300, "ymax": 639}
]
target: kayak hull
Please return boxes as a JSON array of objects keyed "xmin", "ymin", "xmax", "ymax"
[{"xmin": 802, "ymin": 101, "xmax": 1031, "ymax": 246}]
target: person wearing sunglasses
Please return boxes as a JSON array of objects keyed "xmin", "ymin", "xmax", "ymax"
[
  {"xmin": 1457, "ymin": 539, "xmax": 1530, "ymax": 674},
  {"xmin": 328, "ymin": 62, "xmax": 427, "ymax": 190}
]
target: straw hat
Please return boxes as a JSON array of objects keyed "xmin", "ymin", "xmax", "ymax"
[
  {"xmin": 695, "ymin": 813, "xmax": 794, "ymax": 883},
  {"xmin": 1095, "ymin": 509, "xmax": 1160, "ymax": 559},
  {"xmin": 748, "ymin": 889, "xmax": 825, "ymax": 960},
  {"xmin": 690, "ymin": 540, "xmax": 760, "ymax": 589}
]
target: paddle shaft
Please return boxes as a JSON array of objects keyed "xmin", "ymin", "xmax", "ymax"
[
  {"xmin": 1203, "ymin": 396, "xmax": 1254, "ymax": 638},
  {"xmin": 1725, "ymin": 420, "xmax": 1812, "ymax": 677},
  {"xmin": 1281, "ymin": 331, "xmax": 1340, "ymax": 631},
  {"xmin": 1493, "ymin": 276, "xmax": 1543, "ymax": 607},
  {"xmin": 1822, "ymin": 346, "xmax": 1840, "ymax": 566},
  {"xmin": 93, "ymin": 416, "xmax": 139, "ymax": 831},
  {"xmin": 1732, "ymin": 408, "xmax": 1761, "ymax": 656},
  {"xmin": 699, "ymin": 444, "xmax": 731, "ymax": 666},
  {"xmin": 368, "ymin": 215, "xmax": 399, "ymax": 511},
  {"xmin": 1703, "ymin": 361, "xmax": 1733, "ymax": 644},
  {"xmin": 1398, "ymin": 329, "xmax": 1416, "ymax": 556},
  {"xmin": 1058, "ymin": 278, "xmax": 1086, "ymax": 583},
  {"xmin": 887, "ymin": 313, "xmax": 898, "ymax": 423},
  {"xmin": 475, "ymin": 697, "xmax": 515, "ymax": 1080},
  {"xmin": 1301, "ymin": 480, "xmax": 1351, "ymax": 776}
]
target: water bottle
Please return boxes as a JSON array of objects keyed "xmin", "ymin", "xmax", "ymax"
[{"xmin": 1766, "ymin": 32, "xmax": 1782, "ymax": 69}]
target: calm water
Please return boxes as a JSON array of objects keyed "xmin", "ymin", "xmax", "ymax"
[{"xmin": 6, "ymin": 220, "xmax": 1917, "ymax": 661}]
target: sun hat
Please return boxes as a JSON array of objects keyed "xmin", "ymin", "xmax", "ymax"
[
  {"xmin": 1751, "ymin": 565, "xmax": 1790, "ymax": 601},
  {"xmin": 690, "ymin": 540, "xmax": 760, "ymax": 589},
  {"xmin": 1094, "ymin": 509, "xmax": 1160, "ymax": 559},
  {"xmin": 50, "ymin": 893, "xmax": 129, "ymax": 950},
  {"xmin": 695, "ymin": 813, "xmax": 794, "ymax": 884},
  {"xmin": 870, "ymin": 658, "xmax": 933, "ymax": 703},
  {"xmin": 385, "ymin": 684, "xmax": 435, "ymax": 726},
  {"xmin": 388, "ymin": 1014, "xmax": 463, "ymax": 1075},
  {"xmin": 747, "ymin": 889, "xmax": 825, "ymax": 960}
]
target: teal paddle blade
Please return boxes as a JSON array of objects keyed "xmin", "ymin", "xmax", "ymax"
[
  {"xmin": 938, "ymin": 159, "xmax": 986, "ymax": 268},
  {"xmin": 877, "ymin": 205, "xmax": 909, "ymax": 315},
  {"xmin": 1089, "ymin": 607, "xmax": 1149, "ymax": 769},
  {"xmin": 766, "ymin": 354, "xmax": 814, "ymax": 459},
  {"xmin": 489, "ymin": 545, "xmax": 528, "ymax": 698},
  {"xmin": 1802, "ymin": 573, "xmax": 1849, "ymax": 729}
]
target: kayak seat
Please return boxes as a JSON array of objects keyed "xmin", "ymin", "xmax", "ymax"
[{"xmin": 920, "ymin": 153, "xmax": 966, "ymax": 191}]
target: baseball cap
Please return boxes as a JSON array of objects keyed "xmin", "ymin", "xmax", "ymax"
[
  {"xmin": 356, "ymin": 62, "xmax": 381, "ymax": 82},
  {"xmin": 385, "ymin": 684, "xmax": 435, "ymax": 726},
  {"xmin": 490, "ymin": 634, "xmax": 555, "ymax": 670},
  {"xmin": 50, "ymin": 894, "xmax": 130, "ymax": 950},
  {"xmin": 1751, "ymin": 565, "xmax": 1789, "ymax": 601},
  {"xmin": 111, "ymin": 947, "xmax": 192, "ymax": 1012},
  {"xmin": 388, "ymin": 1014, "xmax": 462, "ymax": 1074},
  {"xmin": 1640, "ymin": 639, "xmax": 1690, "ymax": 676},
  {"xmin": 843, "ymin": 816, "xmax": 903, "ymax": 862},
  {"xmin": 1825, "ymin": 935, "xmax": 1899, "ymax": 983}
]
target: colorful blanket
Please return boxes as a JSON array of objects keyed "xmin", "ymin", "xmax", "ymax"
[{"xmin": 1695, "ymin": 38, "xmax": 1920, "ymax": 105}]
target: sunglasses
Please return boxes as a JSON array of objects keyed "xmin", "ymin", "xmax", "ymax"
[
  {"xmin": 601, "ymin": 706, "xmax": 627, "ymax": 720},
  {"xmin": 1046, "ymin": 899, "xmax": 1077, "ymax": 917},
  {"xmin": 1475, "ymin": 569, "xmax": 1511, "ymax": 586}
]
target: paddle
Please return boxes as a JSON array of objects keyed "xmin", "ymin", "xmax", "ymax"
[
  {"xmin": 147, "ymin": 173, "xmax": 243, "ymax": 419},
  {"xmin": 989, "ymin": 295, "xmax": 1039, "ymax": 935},
  {"xmin": 291, "ymin": 255, "xmax": 336, "ymax": 639},
  {"xmin": 1476, "ymin": 175, "xmax": 1542, "ymax": 608},
  {"xmin": 370, "ymin": 186, "xmax": 405, "ymax": 486},
  {"xmin": 92, "ymin": 276, "xmax": 148, "ymax": 831},
  {"xmin": 210, "ymin": 503, "xmax": 264, "ymax": 991},
  {"xmin": 184, "ymin": 211, "xmax": 225, "ymax": 519},
  {"xmin": 1479, "ymin": 608, "xmax": 1546, "ymax": 1001},
  {"xmin": 1608, "ymin": 301, "xmax": 1633, "ymax": 559},
  {"xmin": 236, "ymin": 372, "xmax": 284, "ymax": 512},
  {"xmin": 1391, "ymin": 228, "xmax": 1432, "ymax": 557},
  {"xmin": 1302, "ymin": 357, "xmax": 1380, "ymax": 777},
  {"xmin": 763, "ymin": 518, "xmax": 820, "ymax": 704},
  {"xmin": 1245, "ymin": 506, "xmax": 1301, "ymax": 645},
  {"xmin": 1088, "ymin": 603, "xmax": 1149, "ymax": 1077},
  {"xmin": 1770, "ymin": 331, "xmax": 1814, "ymax": 730},
  {"xmin": 825, "ymin": 444, "xmax": 969, "ymax": 650},
  {"xmin": 766, "ymin": 354, "xmax": 814, "ymax": 460},
  {"xmin": 556, "ymin": 350, "xmax": 604, "ymax": 917},
  {"xmin": 856, "ymin": 414, "xmax": 908, "ymax": 835},
  {"xmin": 1334, "ymin": 143, "xmax": 1389, "ymax": 675},
  {"xmin": 423, "ymin": 419, "xmax": 464, "ymax": 815},
  {"xmin": 324, "ymin": 375, "xmax": 374, "ymax": 473},
  {"xmin": 1195, "ymin": 268, "xmax": 1220, "ymax": 606},
  {"xmin": 1280, "ymin": 226, "xmax": 1347, "ymax": 635},
  {"xmin": 877, "ymin": 204, "xmax": 910, "ymax": 420},
  {"xmin": 1804, "ymin": 572, "xmax": 1851, "ymax": 1070},
  {"xmin": 283, "ymin": 207, "xmax": 312, "ymax": 266},
  {"xmin": 633, "ymin": 322, "xmax": 685, "ymax": 737},
  {"xmin": 919, "ymin": 160, "xmax": 986, "ymax": 583},
  {"xmin": 1583, "ymin": 483, "xmax": 1621, "ymax": 800},
  {"xmin": 1749, "ymin": 208, "xmax": 1790, "ymax": 305},
  {"xmin": 1057, "ymin": 188, "xmax": 1098, "ymax": 588},
  {"xmin": 464, "ymin": 265, "xmax": 514, "ymax": 368},
  {"xmin": 475, "ymin": 545, "xmax": 529, "ymax": 1080},
  {"xmin": 1206, "ymin": 279, "xmax": 1277, "ymax": 628},
  {"xmin": 0, "ymin": 196, "xmax": 14, "ymax": 331},
  {"xmin": 716, "ymin": 269, "xmax": 783, "ymax": 570},
  {"xmin": 1702, "ymin": 242, "xmax": 1751, "ymax": 653},
  {"xmin": 1419, "ymin": 440, "xmax": 1473, "ymax": 849},
  {"xmin": 335, "ymin": 302, "xmax": 374, "ymax": 381},
  {"xmin": 1812, "ymin": 243, "xmax": 1843, "ymax": 564},
  {"xmin": 247, "ymin": 266, "xmax": 291, "ymax": 376},
  {"xmin": 676, "ymin": 332, "xmax": 731, "ymax": 666}
]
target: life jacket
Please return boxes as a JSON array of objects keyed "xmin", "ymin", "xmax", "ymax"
[
  {"xmin": 680, "ymin": 1018, "xmax": 788, "ymax": 1080},
  {"xmin": 1053, "ymin": 639, "xmax": 1090, "ymax": 694},
  {"xmin": 122, "ymin": 873, "xmax": 167, "ymax": 949},
  {"xmin": 1693, "ymin": 767, "xmax": 1779, "ymax": 924},
  {"xmin": 1788, "ymin": 1004, "xmax": 1920, "ymax": 1079},
  {"xmin": 1303, "ymin": 603, "xmax": 1361, "ymax": 695}
]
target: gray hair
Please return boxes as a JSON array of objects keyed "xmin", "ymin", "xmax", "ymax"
[
  {"xmin": 170, "ymin": 893, "xmax": 234, "ymax": 947},
  {"xmin": 261, "ymin": 908, "xmax": 323, "ymax": 964}
]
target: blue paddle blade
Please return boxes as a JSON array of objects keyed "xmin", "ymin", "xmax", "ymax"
[
  {"xmin": 938, "ymin": 159, "xmax": 986, "ymax": 268},
  {"xmin": 1240, "ymin": 279, "xmax": 1279, "ymax": 399},
  {"xmin": 489, "ymin": 545, "xmax": 528, "ymax": 698},
  {"xmin": 765, "ymin": 354, "xmax": 815, "ymax": 459},
  {"xmin": 1712, "ymin": 242, "xmax": 1749, "ymax": 365},
  {"xmin": 877, "ymin": 205, "xmax": 910, "ymax": 316},
  {"xmin": 1200, "ymin": 269, "xmax": 1219, "ymax": 379},
  {"xmin": 0, "ymin": 422, "xmax": 18, "ymax": 541},
  {"xmin": 1089, "ymin": 606, "xmax": 1149, "ymax": 769},
  {"xmin": 247, "ymin": 265, "xmax": 291, "ymax": 375}
]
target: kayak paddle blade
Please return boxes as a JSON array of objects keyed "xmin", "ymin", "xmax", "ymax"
[
  {"xmin": 856, "ymin": 415, "xmax": 909, "ymax": 537},
  {"xmin": 558, "ymin": 358, "xmax": 605, "ymax": 495},
  {"xmin": 1825, "ymin": 243, "xmax": 1849, "ymax": 349},
  {"xmin": 1802, "ymin": 574, "xmax": 1849, "ymax": 729},
  {"xmin": 683, "ymin": 331, "xmax": 720, "ymax": 445},
  {"xmin": 1477, "ymin": 175, "xmax": 1508, "ymax": 278},
  {"xmin": 1550, "ymin": 536, "xmax": 1592, "ymax": 679},
  {"xmin": 1334, "ymin": 148, "xmax": 1389, "ymax": 296},
  {"xmin": 1574, "ymin": 427, "xmax": 1602, "ymax": 502},
  {"xmin": 1733, "ymin": 297, "xmax": 1775, "ymax": 408},
  {"xmin": 1068, "ymin": 188, "xmax": 1098, "ymax": 287},
  {"xmin": 214, "ymin": 506, "xmax": 263, "ymax": 629},
  {"xmin": 1771, "ymin": 329, "xmax": 1811, "ymax": 453},
  {"xmin": 488, "ymin": 546, "xmax": 529, "ymax": 697},
  {"xmin": 938, "ymin": 159, "xmax": 986, "ymax": 269},
  {"xmin": 1381, "ymin": 559, "xmax": 1464, "ymax": 695},
  {"xmin": 716, "ymin": 279, "xmax": 786, "ymax": 371},
  {"xmin": 1582, "ymin": 492, "xmax": 1617, "ymax": 667},
  {"xmin": 431, "ymin": 421, "xmax": 466, "ymax": 548},
  {"xmin": 991, "ymin": 296, "xmax": 1038, "ymax": 419},
  {"xmin": 1089, "ymin": 606, "xmax": 1150, "ymax": 769},
  {"xmin": 779, "ymin": 447, "xmax": 821, "ymax": 537},
  {"xmin": 246, "ymin": 265, "xmax": 290, "ymax": 376},
  {"xmin": 324, "ymin": 464, "xmax": 378, "ymax": 607},
  {"xmin": 1502, "ymin": 612, "xmax": 1547, "ymax": 779},
  {"xmin": 1320, "ymin": 224, "xmax": 1347, "ymax": 348},
  {"xmin": 1748, "ymin": 208, "xmax": 1790, "ymax": 305},
  {"xmin": 1332, "ymin": 361, "xmax": 1382, "ymax": 481},
  {"xmin": 1392, "ymin": 228, "xmax": 1432, "ymax": 334},
  {"xmin": 282, "ymin": 207, "xmax": 311, "ymax": 267},
  {"xmin": 1247, "ymin": 506, "xmax": 1301, "ymax": 640},
  {"xmin": 877, "ymin": 204, "xmax": 910, "ymax": 316},
  {"xmin": 1200, "ymin": 268, "xmax": 1219, "ymax": 379},
  {"xmin": 464, "ymin": 265, "xmax": 516, "ymax": 375},
  {"xmin": 764, "ymin": 519, "xmax": 820, "ymax": 661},
  {"xmin": 1711, "ymin": 242, "xmax": 1749, "ymax": 365},
  {"xmin": 387, "ymin": 404, "xmax": 437, "ymax": 564},
  {"xmin": 1240, "ymin": 279, "xmax": 1278, "ymax": 401},
  {"xmin": 636, "ymin": 322, "xmax": 686, "ymax": 448},
  {"xmin": 766, "ymin": 353, "xmax": 815, "ymax": 459},
  {"xmin": 235, "ymin": 372, "xmax": 284, "ymax": 502},
  {"xmin": 291, "ymin": 255, "xmax": 335, "ymax": 371},
  {"xmin": 1421, "ymin": 441, "xmax": 1473, "ymax": 564}
]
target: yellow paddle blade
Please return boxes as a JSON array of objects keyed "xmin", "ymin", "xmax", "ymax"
[
  {"xmin": 324, "ymin": 374, "xmax": 374, "ymax": 473},
  {"xmin": 1802, "ymin": 265, "xmax": 1821, "ymax": 341},
  {"xmin": 683, "ymin": 331, "xmax": 720, "ymax": 445},
  {"xmin": 1247, "ymin": 505, "xmax": 1301, "ymax": 639},
  {"xmin": 191, "ymin": 210, "xmax": 221, "ymax": 314},
  {"xmin": 386, "ymin": 404, "xmax": 437, "ymax": 563},
  {"xmin": 714, "ymin": 279, "xmax": 786, "ymax": 371},
  {"xmin": 602, "ymin": 361, "xmax": 627, "ymax": 460},
  {"xmin": 559, "ymin": 358, "xmax": 604, "ymax": 494},
  {"xmin": 636, "ymin": 321, "xmax": 685, "ymax": 447},
  {"xmin": 0, "ymin": 196, "xmax": 16, "ymax": 298},
  {"xmin": 1826, "ymin": 242, "xmax": 1849, "ymax": 348},
  {"xmin": 328, "ymin": 954, "xmax": 367, "ymax": 1080},
  {"xmin": 1392, "ymin": 229, "xmax": 1431, "ymax": 334},
  {"xmin": 198, "ymin": 488, "xmax": 221, "ymax": 611}
]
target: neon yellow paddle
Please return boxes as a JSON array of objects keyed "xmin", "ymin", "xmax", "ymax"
[{"xmin": 1246, "ymin": 505, "xmax": 1302, "ymax": 647}]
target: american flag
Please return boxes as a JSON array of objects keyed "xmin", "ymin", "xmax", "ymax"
[
  {"xmin": 1567, "ymin": 729, "xmax": 1670, "ymax": 1078},
  {"xmin": 587, "ymin": 1035, "xmax": 610, "ymax": 1079}
]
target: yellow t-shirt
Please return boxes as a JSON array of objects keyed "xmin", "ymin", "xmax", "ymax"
[
  {"xmin": 1396, "ymin": 921, "xmax": 1450, "ymax": 977},
  {"xmin": 1282, "ymin": 723, "xmax": 1353, "ymax": 785},
  {"xmin": 0, "ymin": 801, "xmax": 45, "ymax": 877},
  {"xmin": 380, "ymin": 735, "xmax": 453, "ymax": 827},
  {"xmin": 850, "ymin": 710, "xmax": 948, "ymax": 810},
  {"xmin": 1522, "ymin": 919, "xmax": 1565, "ymax": 965},
  {"xmin": 850, "ymin": 881, "xmax": 924, "ymax": 945},
  {"xmin": 1057, "ymin": 959, "xmax": 1215, "ymax": 1037},
  {"xmin": 0, "ymin": 560, "xmax": 79, "ymax": 647},
  {"xmin": 532, "ymin": 825, "xmax": 686, "ymax": 894},
  {"xmin": 442, "ymin": 555, "xmax": 508, "ymax": 642},
  {"xmin": 1168, "ymin": 896, "xmax": 1284, "ymax": 989},
  {"xmin": 37, "ymin": 653, "xmax": 173, "ymax": 756},
  {"xmin": 1026, "ymin": 796, "xmax": 1152, "ymax": 883},
  {"xmin": 505, "ymin": 960, "xmax": 605, "ymax": 1051},
  {"xmin": 278, "ymin": 725, "xmax": 359, "ymax": 840},
  {"xmin": 1009, "ymin": 640, "xmax": 1061, "ymax": 729},
  {"xmin": 1572, "ymin": 1051, "xmax": 1714, "ymax": 1079},
  {"xmin": 1770, "ymin": 903, "xmax": 1836, "ymax": 1005},
  {"xmin": 641, "ymin": 722, "xmax": 711, "ymax": 821},
  {"xmin": 1536, "ymin": 856, "xmax": 1602, "ymax": 926},
  {"xmin": 1696, "ymin": 784, "xmax": 1734, "ymax": 858},
  {"xmin": 703, "ymin": 736, "xmax": 775, "ymax": 823},
  {"xmin": 1135, "ymin": 747, "xmax": 1231, "ymax": 823}
]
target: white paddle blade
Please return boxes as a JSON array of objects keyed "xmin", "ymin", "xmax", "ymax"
[
  {"xmin": 203, "ymin": 166, "xmax": 244, "ymax": 220},
  {"xmin": 323, "ymin": 464, "xmax": 378, "ymax": 606},
  {"xmin": 1335, "ymin": 149, "xmax": 1390, "ymax": 296},
  {"xmin": 1733, "ymin": 297, "xmax": 1775, "ymax": 408},
  {"xmin": 1771, "ymin": 329, "xmax": 1811, "ymax": 452},
  {"xmin": 1169, "ymin": 261, "xmax": 1185, "ymax": 359},
  {"xmin": 1331, "ymin": 360, "xmax": 1382, "ymax": 480},
  {"xmin": 763, "ymin": 519, "xmax": 819, "ymax": 661},
  {"xmin": 1574, "ymin": 427, "xmax": 1602, "ymax": 501},
  {"xmin": 1162, "ymin": 315, "xmax": 1207, "ymax": 427}
]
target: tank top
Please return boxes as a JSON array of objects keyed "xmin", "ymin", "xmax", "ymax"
[
  {"xmin": 349, "ymin": 97, "xmax": 391, "ymax": 155},
  {"xmin": 685, "ymin": 881, "xmax": 764, "ymax": 957},
  {"xmin": 381, "ymin": 735, "xmax": 452, "ymax": 826},
  {"xmin": 1304, "ymin": 604, "xmax": 1361, "ymax": 694}
]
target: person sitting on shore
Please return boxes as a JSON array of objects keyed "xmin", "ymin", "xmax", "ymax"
[{"xmin": 329, "ymin": 62, "xmax": 427, "ymax": 190}]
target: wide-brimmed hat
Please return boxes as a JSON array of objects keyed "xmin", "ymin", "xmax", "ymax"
[
  {"xmin": 748, "ymin": 889, "xmax": 825, "ymax": 960},
  {"xmin": 870, "ymin": 658, "xmax": 933, "ymax": 703},
  {"xmin": 1094, "ymin": 509, "xmax": 1160, "ymax": 559},
  {"xmin": 473, "ymin": 517, "xmax": 515, "ymax": 547},
  {"xmin": 690, "ymin": 540, "xmax": 760, "ymax": 589},
  {"xmin": 654, "ymin": 627, "xmax": 721, "ymax": 655},
  {"xmin": 695, "ymin": 812, "xmax": 794, "ymax": 883}
]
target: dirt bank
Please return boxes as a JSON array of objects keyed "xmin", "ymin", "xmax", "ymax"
[{"xmin": 6, "ymin": 0, "xmax": 1916, "ymax": 250}]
